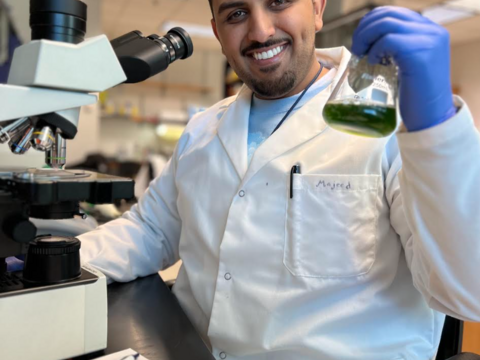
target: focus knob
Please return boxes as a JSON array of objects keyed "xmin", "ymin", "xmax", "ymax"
[
  {"xmin": 3, "ymin": 217, "xmax": 37, "ymax": 243},
  {"xmin": 23, "ymin": 236, "xmax": 81, "ymax": 284}
]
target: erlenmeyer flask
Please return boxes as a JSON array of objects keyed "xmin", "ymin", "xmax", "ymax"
[{"xmin": 323, "ymin": 55, "xmax": 398, "ymax": 138}]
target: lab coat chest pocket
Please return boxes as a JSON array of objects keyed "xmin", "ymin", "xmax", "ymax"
[{"xmin": 284, "ymin": 174, "xmax": 380, "ymax": 278}]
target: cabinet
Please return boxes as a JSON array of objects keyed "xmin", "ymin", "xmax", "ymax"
[{"xmin": 463, "ymin": 322, "xmax": 480, "ymax": 354}]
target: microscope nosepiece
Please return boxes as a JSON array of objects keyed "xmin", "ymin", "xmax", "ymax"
[
  {"xmin": 9, "ymin": 125, "xmax": 34, "ymax": 155},
  {"xmin": 31, "ymin": 126, "xmax": 55, "ymax": 151},
  {"xmin": 45, "ymin": 131, "xmax": 67, "ymax": 169}
]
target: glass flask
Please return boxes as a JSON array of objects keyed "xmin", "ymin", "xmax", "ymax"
[{"xmin": 323, "ymin": 55, "xmax": 398, "ymax": 138}]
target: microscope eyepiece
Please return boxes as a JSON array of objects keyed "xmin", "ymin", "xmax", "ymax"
[
  {"xmin": 30, "ymin": 0, "xmax": 87, "ymax": 44},
  {"xmin": 111, "ymin": 27, "xmax": 194, "ymax": 84},
  {"xmin": 164, "ymin": 27, "xmax": 194, "ymax": 60}
]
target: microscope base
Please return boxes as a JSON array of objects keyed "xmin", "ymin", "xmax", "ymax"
[{"xmin": 0, "ymin": 265, "xmax": 107, "ymax": 360}]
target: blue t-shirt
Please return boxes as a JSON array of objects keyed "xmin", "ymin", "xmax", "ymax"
[{"xmin": 247, "ymin": 68, "xmax": 336, "ymax": 163}]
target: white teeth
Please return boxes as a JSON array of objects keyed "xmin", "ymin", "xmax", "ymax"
[{"xmin": 252, "ymin": 45, "xmax": 284, "ymax": 60}]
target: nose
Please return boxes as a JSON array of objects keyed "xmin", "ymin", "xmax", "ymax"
[{"xmin": 247, "ymin": 9, "xmax": 275, "ymax": 44}]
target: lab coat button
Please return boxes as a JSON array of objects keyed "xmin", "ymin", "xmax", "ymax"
[
  {"xmin": 219, "ymin": 352, "xmax": 227, "ymax": 359},
  {"xmin": 224, "ymin": 273, "xmax": 232, "ymax": 280},
  {"xmin": 239, "ymin": 190, "xmax": 245, "ymax": 197}
]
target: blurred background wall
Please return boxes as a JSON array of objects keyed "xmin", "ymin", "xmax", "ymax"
[{"xmin": 452, "ymin": 41, "xmax": 480, "ymax": 124}]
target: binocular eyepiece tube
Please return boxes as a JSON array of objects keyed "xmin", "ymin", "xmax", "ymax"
[
  {"xmin": 110, "ymin": 27, "xmax": 194, "ymax": 84},
  {"xmin": 29, "ymin": 0, "xmax": 195, "ymax": 85}
]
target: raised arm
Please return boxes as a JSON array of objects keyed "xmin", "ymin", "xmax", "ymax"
[{"xmin": 359, "ymin": 7, "xmax": 480, "ymax": 321}]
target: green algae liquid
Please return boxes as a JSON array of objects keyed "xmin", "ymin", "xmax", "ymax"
[{"xmin": 323, "ymin": 101, "xmax": 397, "ymax": 138}]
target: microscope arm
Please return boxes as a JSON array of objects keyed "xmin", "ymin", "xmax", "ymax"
[{"xmin": 0, "ymin": 84, "xmax": 97, "ymax": 122}]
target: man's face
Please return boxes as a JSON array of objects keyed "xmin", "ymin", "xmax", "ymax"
[{"xmin": 211, "ymin": 0, "xmax": 326, "ymax": 99}]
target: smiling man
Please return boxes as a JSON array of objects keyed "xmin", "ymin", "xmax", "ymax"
[
  {"xmin": 211, "ymin": 0, "xmax": 327, "ymax": 99},
  {"xmin": 80, "ymin": 1, "xmax": 480, "ymax": 359}
]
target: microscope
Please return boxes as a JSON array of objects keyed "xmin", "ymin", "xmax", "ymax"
[{"xmin": 0, "ymin": 0, "xmax": 193, "ymax": 359}]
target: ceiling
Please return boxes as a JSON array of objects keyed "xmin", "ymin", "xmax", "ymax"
[{"xmin": 101, "ymin": 0, "xmax": 480, "ymax": 50}]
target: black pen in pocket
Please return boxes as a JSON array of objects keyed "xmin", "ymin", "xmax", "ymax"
[{"xmin": 290, "ymin": 165, "xmax": 301, "ymax": 199}]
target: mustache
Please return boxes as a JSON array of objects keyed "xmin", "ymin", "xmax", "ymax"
[{"xmin": 242, "ymin": 38, "xmax": 291, "ymax": 56}]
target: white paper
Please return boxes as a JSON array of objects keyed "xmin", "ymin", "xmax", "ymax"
[{"xmin": 93, "ymin": 348, "xmax": 149, "ymax": 360}]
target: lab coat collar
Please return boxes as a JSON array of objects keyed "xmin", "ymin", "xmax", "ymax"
[{"xmin": 217, "ymin": 47, "xmax": 351, "ymax": 183}]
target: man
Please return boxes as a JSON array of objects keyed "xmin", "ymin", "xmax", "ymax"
[{"xmin": 80, "ymin": 1, "xmax": 480, "ymax": 359}]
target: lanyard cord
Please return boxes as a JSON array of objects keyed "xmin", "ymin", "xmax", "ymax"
[{"xmin": 270, "ymin": 62, "xmax": 324, "ymax": 135}]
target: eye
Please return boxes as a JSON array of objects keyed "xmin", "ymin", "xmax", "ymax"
[
  {"xmin": 227, "ymin": 9, "xmax": 247, "ymax": 22},
  {"xmin": 271, "ymin": 0, "xmax": 288, "ymax": 7}
]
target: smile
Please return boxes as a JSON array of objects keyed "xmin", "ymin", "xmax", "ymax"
[{"xmin": 252, "ymin": 45, "xmax": 286, "ymax": 61}]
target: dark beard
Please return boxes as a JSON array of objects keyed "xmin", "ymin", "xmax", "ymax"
[
  {"xmin": 237, "ymin": 63, "xmax": 296, "ymax": 98},
  {"xmin": 230, "ymin": 34, "xmax": 316, "ymax": 98},
  {"xmin": 248, "ymin": 69, "xmax": 296, "ymax": 98}
]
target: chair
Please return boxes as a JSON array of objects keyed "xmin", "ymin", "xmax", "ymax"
[
  {"xmin": 437, "ymin": 316, "xmax": 464, "ymax": 359},
  {"xmin": 436, "ymin": 316, "xmax": 480, "ymax": 360}
]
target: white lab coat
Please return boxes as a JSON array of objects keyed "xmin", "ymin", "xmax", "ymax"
[{"xmin": 79, "ymin": 47, "xmax": 480, "ymax": 360}]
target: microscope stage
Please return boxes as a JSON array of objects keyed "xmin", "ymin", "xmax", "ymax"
[{"xmin": 0, "ymin": 168, "xmax": 134, "ymax": 205}]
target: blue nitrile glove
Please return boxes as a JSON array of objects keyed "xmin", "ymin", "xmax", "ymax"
[
  {"xmin": 6, "ymin": 256, "xmax": 24, "ymax": 272},
  {"xmin": 351, "ymin": 6, "xmax": 457, "ymax": 132}
]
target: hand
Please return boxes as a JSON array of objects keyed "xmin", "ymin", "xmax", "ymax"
[{"xmin": 351, "ymin": 6, "xmax": 457, "ymax": 132}]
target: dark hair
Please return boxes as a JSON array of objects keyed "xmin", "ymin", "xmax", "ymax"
[{"xmin": 208, "ymin": 0, "xmax": 213, "ymax": 16}]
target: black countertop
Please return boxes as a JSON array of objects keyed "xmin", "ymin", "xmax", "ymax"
[{"xmin": 77, "ymin": 274, "xmax": 214, "ymax": 360}]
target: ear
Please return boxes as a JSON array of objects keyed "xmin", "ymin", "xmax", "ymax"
[
  {"xmin": 313, "ymin": 0, "xmax": 327, "ymax": 32},
  {"xmin": 211, "ymin": 19, "xmax": 225, "ymax": 55},
  {"xmin": 211, "ymin": 18, "xmax": 220, "ymax": 42}
]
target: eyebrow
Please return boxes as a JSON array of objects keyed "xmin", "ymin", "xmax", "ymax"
[{"xmin": 217, "ymin": 1, "xmax": 247, "ymax": 16}]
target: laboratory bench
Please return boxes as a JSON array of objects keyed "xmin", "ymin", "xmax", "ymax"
[{"xmin": 75, "ymin": 274, "xmax": 214, "ymax": 360}]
